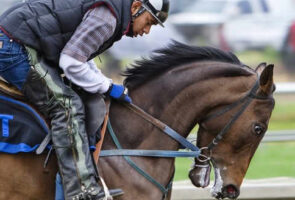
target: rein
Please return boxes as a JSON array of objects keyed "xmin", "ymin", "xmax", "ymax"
[
  {"xmin": 100, "ymin": 103, "xmax": 200, "ymax": 157},
  {"xmin": 99, "ymin": 78, "xmax": 269, "ymax": 198},
  {"xmin": 100, "ymin": 104, "xmax": 201, "ymax": 199}
]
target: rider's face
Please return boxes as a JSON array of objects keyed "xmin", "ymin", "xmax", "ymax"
[{"xmin": 131, "ymin": 1, "xmax": 157, "ymax": 37}]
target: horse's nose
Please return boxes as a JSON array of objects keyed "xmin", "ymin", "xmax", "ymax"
[{"xmin": 221, "ymin": 184, "xmax": 240, "ymax": 199}]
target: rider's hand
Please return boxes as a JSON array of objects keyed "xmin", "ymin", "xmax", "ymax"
[{"xmin": 106, "ymin": 84, "xmax": 132, "ymax": 103}]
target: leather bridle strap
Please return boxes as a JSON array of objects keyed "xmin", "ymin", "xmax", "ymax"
[
  {"xmin": 207, "ymin": 94, "xmax": 254, "ymax": 150},
  {"xmin": 201, "ymin": 94, "xmax": 249, "ymax": 123},
  {"xmin": 205, "ymin": 80, "xmax": 268, "ymax": 150},
  {"xmin": 123, "ymin": 103, "xmax": 200, "ymax": 152}
]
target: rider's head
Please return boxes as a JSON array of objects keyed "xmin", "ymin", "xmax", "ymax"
[{"xmin": 130, "ymin": 0, "xmax": 169, "ymax": 37}]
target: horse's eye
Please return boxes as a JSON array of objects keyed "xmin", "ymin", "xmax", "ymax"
[{"xmin": 253, "ymin": 124, "xmax": 265, "ymax": 135}]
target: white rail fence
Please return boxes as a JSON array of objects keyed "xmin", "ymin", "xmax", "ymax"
[
  {"xmin": 275, "ymin": 82, "xmax": 295, "ymax": 94},
  {"xmin": 263, "ymin": 82, "xmax": 295, "ymax": 142},
  {"xmin": 172, "ymin": 83, "xmax": 295, "ymax": 199},
  {"xmin": 172, "ymin": 178, "xmax": 295, "ymax": 200},
  {"xmin": 187, "ymin": 130, "xmax": 295, "ymax": 143},
  {"xmin": 263, "ymin": 130, "xmax": 295, "ymax": 142}
]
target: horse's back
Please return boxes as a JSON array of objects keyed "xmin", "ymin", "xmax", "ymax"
[{"xmin": 0, "ymin": 153, "xmax": 57, "ymax": 200}]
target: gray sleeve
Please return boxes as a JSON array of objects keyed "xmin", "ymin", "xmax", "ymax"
[{"xmin": 61, "ymin": 5, "xmax": 117, "ymax": 63}]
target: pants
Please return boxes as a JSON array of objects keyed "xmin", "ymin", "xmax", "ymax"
[{"xmin": 0, "ymin": 30, "xmax": 100, "ymax": 199}]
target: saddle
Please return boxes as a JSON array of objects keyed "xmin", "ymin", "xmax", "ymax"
[
  {"xmin": 0, "ymin": 78, "xmax": 26, "ymax": 100},
  {"xmin": 0, "ymin": 79, "xmax": 106, "ymax": 154}
]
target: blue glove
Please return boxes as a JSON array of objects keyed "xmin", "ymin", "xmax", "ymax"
[{"xmin": 107, "ymin": 84, "xmax": 132, "ymax": 103}]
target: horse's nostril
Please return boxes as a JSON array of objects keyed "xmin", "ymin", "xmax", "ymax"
[
  {"xmin": 222, "ymin": 184, "xmax": 240, "ymax": 199},
  {"xmin": 227, "ymin": 185, "xmax": 235, "ymax": 193}
]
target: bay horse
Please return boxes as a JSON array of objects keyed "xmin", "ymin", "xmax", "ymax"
[{"xmin": 0, "ymin": 42, "xmax": 275, "ymax": 200}]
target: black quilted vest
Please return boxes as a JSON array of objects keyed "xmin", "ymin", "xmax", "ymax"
[{"xmin": 0, "ymin": 0, "xmax": 133, "ymax": 64}]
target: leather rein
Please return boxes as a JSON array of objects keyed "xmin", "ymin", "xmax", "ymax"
[{"xmin": 100, "ymin": 78, "xmax": 271, "ymax": 198}]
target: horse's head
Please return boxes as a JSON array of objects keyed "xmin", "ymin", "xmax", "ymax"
[{"xmin": 189, "ymin": 63, "xmax": 275, "ymax": 199}]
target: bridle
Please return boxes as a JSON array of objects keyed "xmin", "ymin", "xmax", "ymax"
[
  {"xmin": 197, "ymin": 78, "xmax": 271, "ymax": 162},
  {"xmin": 100, "ymin": 77, "xmax": 272, "ymax": 199}
]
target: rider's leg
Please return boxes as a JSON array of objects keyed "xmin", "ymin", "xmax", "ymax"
[
  {"xmin": 22, "ymin": 47, "xmax": 123, "ymax": 200},
  {"xmin": 0, "ymin": 30, "xmax": 122, "ymax": 200},
  {"xmin": 0, "ymin": 30, "xmax": 30, "ymax": 89}
]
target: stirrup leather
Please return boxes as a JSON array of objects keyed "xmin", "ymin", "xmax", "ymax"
[{"xmin": 0, "ymin": 78, "xmax": 24, "ymax": 100}]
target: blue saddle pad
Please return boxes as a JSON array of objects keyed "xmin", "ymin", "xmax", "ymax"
[{"xmin": 0, "ymin": 94, "xmax": 49, "ymax": 154}]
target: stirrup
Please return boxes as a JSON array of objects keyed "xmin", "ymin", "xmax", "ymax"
[
  {"xmin": 99, "ymin": 176, "xmax": 112, "ymax": 199},
  {"xmin": 94, "ymin": 188, "xmax": 124, "ymax": 200},
  {"xmin": 72, "ymin": 188, "xmax": 124, "ymax": 200},
  {"xmin": 95, "ymin": 176, "xmax": 124, "ymax": 200}
]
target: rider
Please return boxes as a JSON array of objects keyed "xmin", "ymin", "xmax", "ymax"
[{"xmin": 0, "ymin": 0, "xmax": 169, "ymax": 199}]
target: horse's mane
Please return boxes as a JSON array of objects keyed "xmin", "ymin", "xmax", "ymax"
[{"xmin": 123, "ymin": 41, "xmax": 252, "ymax": 90}]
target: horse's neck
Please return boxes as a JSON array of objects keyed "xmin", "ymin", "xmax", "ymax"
[
  {"xmin": 108, "ymin": 65, "xmax": 255, "ymax": 152},
  {"xmin": 103, "ymin": 63, "xmax": 256, "ymax": 198}
]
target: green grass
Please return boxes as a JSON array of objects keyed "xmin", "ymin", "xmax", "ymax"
[
  {"xmin": 246, "ymin": 142, "xmax": 295, "ymax": 179},
  {"xmin": 174, "ymin": 96, "xmax": 295, "ymax": 181},
  {"xmin": 174, "ymin": 158, "xmax": 192, "ymax": 181},
  {"xmin": 268, "ymin": 96, "xmax": 295, "ymax": 130}
]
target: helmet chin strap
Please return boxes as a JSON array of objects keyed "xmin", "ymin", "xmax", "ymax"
[
  {"xmin": 132, "ymin": 6, "xmax": 146, "ymax": 21},
  {"xmin": 132, "ymin": 0, "xmax": 169, "ymax": 28},
  {"xmin": 127, "ymin": 6, "xmax": 145, "ymax": 37}
]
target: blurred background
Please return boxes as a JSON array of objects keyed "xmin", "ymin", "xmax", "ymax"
[
  {"xmin": 107, "ymin": 1, "xmax": 295, "ymax": 190},
  {"xmin": 2, "ymin": 0, "xmax": 295, "ymax": 199}
]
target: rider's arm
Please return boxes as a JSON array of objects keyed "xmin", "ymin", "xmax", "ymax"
[
  {"xmin": 60, "ymin": 55, "xmax": 112, "ymax": 93},
  {"xmin": 59, "ymin": 5, "xmax": 117, "ymax": 94}
]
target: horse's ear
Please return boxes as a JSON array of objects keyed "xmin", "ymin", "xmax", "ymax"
[
  {"xmin": 257, "ymin": 64, "xmax": 274, "ymax": 95},
  {"xmin": 255, "ymin": 62, "xmax": 267, "ymax": 74}
]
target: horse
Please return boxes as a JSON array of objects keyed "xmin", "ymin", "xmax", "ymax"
[{"xmin": 0, "ymin": 42, "xmax": 275, "ymax": 200}]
